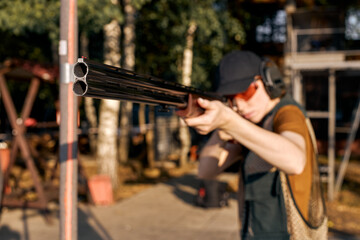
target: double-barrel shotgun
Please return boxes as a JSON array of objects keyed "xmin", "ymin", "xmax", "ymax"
[{"xmin": 72, "ymin": 57, "xmax": 228, "ymax": 117}]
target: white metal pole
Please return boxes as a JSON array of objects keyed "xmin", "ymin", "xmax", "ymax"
[{"xmin": 59, "ymin": 0, "xmax": 78, "ymax": 239}]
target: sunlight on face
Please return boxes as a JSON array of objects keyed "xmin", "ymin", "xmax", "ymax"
[{"xmin": 233, "ymin": 80, "xmax": 272, "ymax": 123}]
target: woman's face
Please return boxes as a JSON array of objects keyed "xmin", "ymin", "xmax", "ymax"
[{"xmin": 232, "ymin": 79, "xmax": 273, "ymax": 123}]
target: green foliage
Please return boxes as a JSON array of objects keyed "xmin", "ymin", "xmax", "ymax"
[
  {"xmin": 0, "ymin": 0, "xmax": 60, "ymax": 41},
  {"xmin": 0, "ymin": 0, "xmax": 125, "ymax": 63},
  {"xmin": 136, "ymin": 0, "xmax": 245, "ymax": 90},
  {"xmin": 78, "ymin": 0, "xmax": 123, "ymax": 33},
  {"xmin": 131, "ymin": 0, "xmax": 151, "ymax": 10},
  {"xmin": 0, "ymin": 0, "xmax": 124, "ymax": 41},
  {"xmin": 0, "ymin": 30, "xmax": 53, "ymax": 62}
]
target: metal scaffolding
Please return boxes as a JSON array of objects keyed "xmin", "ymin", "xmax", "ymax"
[{"xmin": 285, "ymin": 8, "xmax": 360, "ymax": 201}]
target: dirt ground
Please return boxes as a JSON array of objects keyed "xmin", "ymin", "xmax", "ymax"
[
  {"xmin": 79, "ymin": 153, "xmax": 360, "ymax": 237},
  {"xmin": 325, "ymin": 160, "xmax": 360, "ymax": 236},
  {"xmin": 79, "ymin": 154, "xmax": 195, "ymax": 200},
  {"xmin": 327, "ymin": 199, "xmax": 360, "ymax": 236},
  {"xmin": 3, "ymin": 146, "xmax": 360, "ymax": 237}
]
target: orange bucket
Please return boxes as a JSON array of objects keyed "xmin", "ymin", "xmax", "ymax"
[
  {"xmin": 0, "ymin": 146, "xmax": 10, "ymax": 173},
  {"xmin": 88, "ymin": 174, "xmax": 114, "ymax": 205},
  {"xmin": 0, "ymin": 144, "xmax": 11, "ymax": 194}
]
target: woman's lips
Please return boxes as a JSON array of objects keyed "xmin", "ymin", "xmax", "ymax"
[{"xmin": 243, "ymin": 112, "xmax": 254, "ymax": 119}]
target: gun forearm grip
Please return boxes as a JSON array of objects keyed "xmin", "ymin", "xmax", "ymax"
[{"xmin": 176, "ymin": 94, "xmax": 205, "ymax": 118}]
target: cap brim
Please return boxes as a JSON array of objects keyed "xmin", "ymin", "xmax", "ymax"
[{"xmin": 216, "ymin": 77, "xmax": 253, "ymax": 96}]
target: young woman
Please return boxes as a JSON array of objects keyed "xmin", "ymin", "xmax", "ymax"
[{"xmin": 181, "ymin": 51, "xmax": 327, "ymax": 240}]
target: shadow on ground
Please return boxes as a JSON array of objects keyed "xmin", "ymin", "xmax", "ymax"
[
  {"xmin": 0, "ymin": 225, "xmax": 21, "ymax": 240},
  {"xmin": 164, "ymin": 174, "xmax": 237, "ymax": 206}
]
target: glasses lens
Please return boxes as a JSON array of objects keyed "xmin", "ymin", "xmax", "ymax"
[{"xmin": 230, "ymin": 83, "xmax": 257, "ymax": 101}]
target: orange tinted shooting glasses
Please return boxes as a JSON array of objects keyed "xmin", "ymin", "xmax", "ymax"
[{"xmin": 227, "ymin": 82, "xmax": 258, "ymax": 101}]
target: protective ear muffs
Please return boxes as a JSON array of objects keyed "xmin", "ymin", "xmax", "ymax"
[{"xmin": 260, "ymin": 58, "xmax": 286, "ymax": 99}]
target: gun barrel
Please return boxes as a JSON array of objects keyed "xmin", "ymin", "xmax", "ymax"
[
  {"xmin": 72, "ymin": 58, "xmax": 226, "ymax": 110},
  {"xmin": 73, "ymin": 62, "xmax": 88, "ymax": 95}
]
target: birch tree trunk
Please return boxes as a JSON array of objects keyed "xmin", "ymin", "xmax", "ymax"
[
  {"xmin": 143, "ymin": 105, "xmax": 160, "ymax": 179},
  {"xmin": 84, "ymin": 98, "xmax": 98, "ymax": 154},
  {"xmin": 80, "ymin": 31, "xmax": 98, "ymax": 154},
  {"xmin": 179, "ymin": 21, "xmax": 197, "ymax": 168},
  {"xmin": 119, "ymin": 0, "xmax": 135, "ymax": 164},
  {"xmin": 146, "ymin": 106, "xmax": 155, "ymax": 169},
  {"xmin": 97, "ymin": 18, "xmax": 121, "ymax": 187},
  {"xmin": 51, "ymin": 41, "xmax": 59, "ymax": 65},
  {"xmin": 138, "ymin": 104, "xmax": 146, "ymax": 134}
]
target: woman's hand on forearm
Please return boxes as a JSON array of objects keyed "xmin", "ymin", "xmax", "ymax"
[{"xmin": 183, "ymin": 98, "xmax": 235, "ymax": 135}]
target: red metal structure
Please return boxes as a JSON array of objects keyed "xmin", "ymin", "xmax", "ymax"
[{"xmin": 0, "ymin": 60, "xmax": 59, "ymax": 219}]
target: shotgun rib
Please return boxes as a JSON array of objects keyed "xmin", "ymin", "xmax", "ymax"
[{"xmin": 72, "ymin": 58, "xmax": 227, "ymax": 117}]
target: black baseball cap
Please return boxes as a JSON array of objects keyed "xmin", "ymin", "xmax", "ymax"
[{"xmin": 216, "ymin": 50, "xmax": 262, "ymax": 96}]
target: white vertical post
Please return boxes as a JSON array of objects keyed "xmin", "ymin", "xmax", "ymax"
[{"xmin": 328, "ymin": 69, "xmax": 336, "ymax": 201}]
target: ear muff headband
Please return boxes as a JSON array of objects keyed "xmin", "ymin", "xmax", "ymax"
[{"xmin": 260, "ymin": 57, "xmax": 286, "ymax": 99}]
